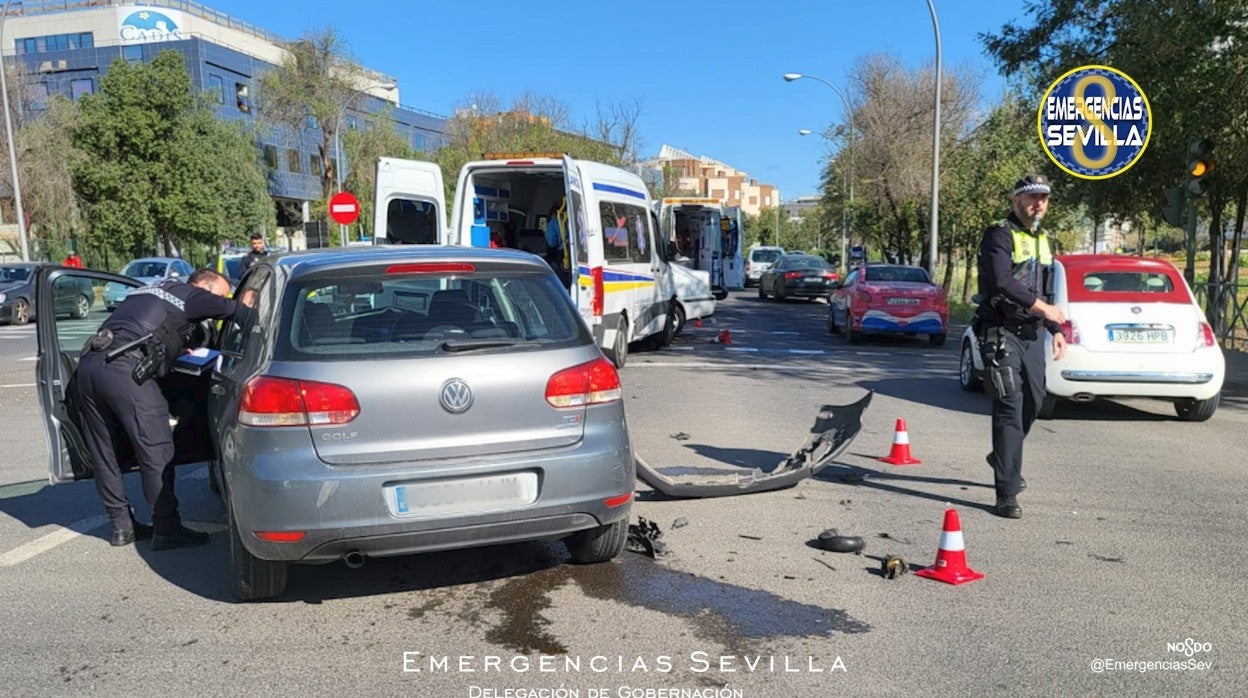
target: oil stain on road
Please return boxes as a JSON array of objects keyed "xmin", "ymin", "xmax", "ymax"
[{"xmin": 484, "ymin": 554, "xmax": 870, "ymax": 655}]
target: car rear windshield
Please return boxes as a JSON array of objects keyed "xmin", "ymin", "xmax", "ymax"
[
  {"xmin": 276, "ymin": 268, "xmax": 590, "ymax": 360},
  {"xmin": 122, "ymin": 261, "xmax": 168, "ymax": 278},
  {"xmin": 1080, "ymin": 271, "xmax": 1173, "ymax": 293},
  {"xmin": 866, "ymin": 266, "xmax": 930, "ymax": 283},
  {"xmin": 0, "ymin": 266, "xmax": 31, "ymax": 282},
  {"xmin": 751, "ymin": 249, "xmax": 782, "ymax": 263},
  {"xmin": 785, "ymin": 257, "xmax": 827, "ymax": 270}
]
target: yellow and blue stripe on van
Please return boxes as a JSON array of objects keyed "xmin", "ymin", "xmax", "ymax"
[{"xmin": 577, "ymin": 266, "xmax": 656, "ymax": 293}]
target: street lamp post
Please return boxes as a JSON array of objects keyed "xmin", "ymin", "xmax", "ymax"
[
  {"xmin": 799, "ymin": 128, "xmax": 850, "ymax": 273},
  {"xmin": 332, "ymin": 82, "xmax": 396, "ymax": 246},
  {"xmin": 784, "ymin": 73, "xmax": 853, "ymax": 276},
  {"xmin": 1, "ymin": 0, "xmax": 30, "ymax": 261},
  {"xmin": 926, "ymin": 0, "xmax": 942, "ymax": 280}
]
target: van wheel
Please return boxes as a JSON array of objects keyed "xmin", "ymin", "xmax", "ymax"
[
  {"xmin": 565, "ymin": 519, "xmax": 628, "ymax": 564},
  {"xmin": 606, "ymin": 316, "xmax": 628, "ymax": 368},
  {"xmin": 654, "ymin": 305, "xmax": 676, "ymax": 348},
  {"xmin": 1175, "ymin": 393, "xmax": 1219, "ymax": 422},
  {"xmin": 672, "ymin": 303, "xmax": 687, "ymax": 336},
  {"xmin": 228, "ymin": 498, "xmax": 288, "ymax": 602}
]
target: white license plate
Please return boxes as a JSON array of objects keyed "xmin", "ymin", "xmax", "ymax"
[
  {"xmin": 385, "ymin": 472, "xmax": 538, "ymax": 519},
  {"xmin": 1109, "ymin": 328, "xmax": 1171, "ymax": 343},
  {"xmin": 804, "ymin": 276, "xmax": 825, "ymax": 283},
  {"xmin": 887, "ymin": 298, "xmax": 920, "ymax": 305}
]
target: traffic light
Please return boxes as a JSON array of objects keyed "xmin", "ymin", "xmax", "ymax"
[
  {"xmin": 1186, "ymin": 138, "xmax": 1214, "ymax": 197},
  {"xmin": 1160, "ymin": 186, "xmax": 1184, "ymax": 227}
]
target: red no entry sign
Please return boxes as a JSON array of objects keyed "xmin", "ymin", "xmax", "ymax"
[{"xmin": 329, "ymin": 191, "xmax": 361, "ymax": 225}]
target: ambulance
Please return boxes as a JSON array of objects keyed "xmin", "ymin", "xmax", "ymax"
[
  {"xmin": 373, "ymin": 153, "xmax": 676, "ymax": 367},
  {"xmin": 656, "ymin": 197, "xmax": 744, "ymax": 296}
]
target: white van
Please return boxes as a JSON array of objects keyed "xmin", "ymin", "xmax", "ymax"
[
  {"xmin": 374, "ymin": 154, "xmax": 676, "ymax": 367},
  {"xmin": 657, "ymin": 197, "xmax": 744, "ymax": 293}
]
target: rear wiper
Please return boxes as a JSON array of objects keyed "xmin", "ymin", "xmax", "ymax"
[{"xmin": 439, "ymin": 338, "xmax": 519, "ymax": 352}]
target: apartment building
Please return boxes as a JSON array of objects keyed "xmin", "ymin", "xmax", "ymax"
[{"xmin": 640, "ymin": 145, "xmax": 780, "ymax": 216}]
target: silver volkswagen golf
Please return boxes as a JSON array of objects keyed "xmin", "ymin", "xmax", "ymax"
[{"xmin": 36, "ymin": 247, "xmax": 635, "ymax": 601}]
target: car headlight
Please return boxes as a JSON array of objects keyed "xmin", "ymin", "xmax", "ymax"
[{"xmin": 0, "ymin": 293, "xmax": 6, "ymax": 303}]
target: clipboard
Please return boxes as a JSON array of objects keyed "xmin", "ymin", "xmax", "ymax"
[{"xmin": 173, "ymin": 348, "xmax": 221, "ymax": 376}]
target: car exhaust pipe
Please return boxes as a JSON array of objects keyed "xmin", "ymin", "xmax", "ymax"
[
  {"xmin": 1071, "ymin": 393, "xmax": 1095, "ymax": 403},
  {"xmin": 343, "ymin": 551, "xmax": 367, "ymax": 569}
]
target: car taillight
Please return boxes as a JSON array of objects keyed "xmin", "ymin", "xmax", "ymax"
[
  {"xmin": 591, "ymin": 267, "xmax": 604, "ymax": 317},
  {"xmin": 1197, "ymin": 321, "xmax": 1216, "ymax": 348},
  {"xmin": 784, "ymin": 271, "xmax": 804, "ymax": 280},
  {"xmin": 545, "ymin": 357, "xmax": 622, "ymax": 408},
  {"xmin": 1060, "ymin": 320, "xmax": 1080, "ymax": 345},
  {"xmin": 239, "ymin": 376, "xmax": 360, "ymax": 427},
  {"xmin": 823, "ymin": 272, "xmax": 839, "ymax": 281},
  {"xmin": 386, "ymin": 263, "xmax": 475, "ymax": 274}
]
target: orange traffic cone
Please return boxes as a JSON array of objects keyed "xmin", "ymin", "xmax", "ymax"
[
  {"xmin": 693, "ymin": 318, "xmax": 703, "ymax": 328},
  {"xmin": 879, "ymin": 418, "xmax": 921, "ymax": 465},
  {"xmin": 916, "ymin": 508, "xmax": 984, "ymax": 585},
  {"xmin": 718, "ymin": 329, "xmax": 732, "ymax": 345}
]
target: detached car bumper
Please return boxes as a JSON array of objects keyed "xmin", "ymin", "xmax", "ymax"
[{"xmin": 226, "ymin": 420, "xmax": 635, "ymax": 563}]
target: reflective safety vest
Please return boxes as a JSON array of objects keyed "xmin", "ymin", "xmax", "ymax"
[{"xmin": 1006, "ymin": 223, "xmax": 1053, "ymax": 295}]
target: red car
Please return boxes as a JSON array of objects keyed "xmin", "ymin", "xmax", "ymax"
[{"xmin": 827, "ymin": 263, "xmax": 949, "ymax": 345}]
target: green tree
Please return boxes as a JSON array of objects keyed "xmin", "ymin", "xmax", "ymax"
[
  {"xmin": 982, "ymin": 0, "xmax": 1248, "ymax": 326},
  {"xmin": 256, "ymin": 28, "xmax": 366, "ymax": 210},
  {"xmin": 73, "ymin": 51, "xmax": 272, "ymax": 261},
  {"xmin": 342, "ymin": 115, "xmax": 419, "ymax": 240}
]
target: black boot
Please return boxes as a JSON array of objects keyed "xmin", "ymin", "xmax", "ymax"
[
  {"xmin": 110, "ymin": 512, "xmax": 154, "ymax": 547},
  {"xmin": 995, "ymin": 495, "xmax": 1022, "ymax": 519}
]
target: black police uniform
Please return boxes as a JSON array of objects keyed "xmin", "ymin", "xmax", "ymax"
[
  {"xmin": 239, "ymin": 248, "xmax": 266, "ymax": 275},
  {"xmin": 78, "ymin": 278, "xmax": 245, "ymax": 547},
  {"xmin": 973, "ymin": 179, "xmax": 1063, "ymax": 514}
]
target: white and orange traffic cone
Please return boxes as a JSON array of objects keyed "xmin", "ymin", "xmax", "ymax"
[
  {"xmin": 693, "ymin": 318, "xmax": 703, "ymax": 328},
  {"xmin": 879, "ymin": 418, "xmax": 921, "ymax": 465},
  {"xmin": 718, "ymin": 329, "xmax": 732, "ymax": 345},
  {"xmin": 915, "ymin": 508, "xmax": 984, "ymax": 586}
]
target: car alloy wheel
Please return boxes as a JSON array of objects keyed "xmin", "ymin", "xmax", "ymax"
[{"xmin": 11, "ymin": 298, "xmax": 30, "ymax": 325}]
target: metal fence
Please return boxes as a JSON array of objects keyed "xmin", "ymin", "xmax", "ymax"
[{"xmin": 1193, "ymin": 282, "xmax": 1248, "ymax": 350}]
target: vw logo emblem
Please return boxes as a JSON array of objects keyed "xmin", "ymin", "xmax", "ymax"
[
  {"xmin": 440, "ymin": 379, "xmax": 473, "ymax": 414},
  {"xmin": 1131, "ymin": 306, "xmax": 1142, "ymax": 314}
]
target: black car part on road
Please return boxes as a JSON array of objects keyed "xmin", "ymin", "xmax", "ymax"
[{"xmin": 635, "ymin": 391, "xmax": 873, "ymax": 498}]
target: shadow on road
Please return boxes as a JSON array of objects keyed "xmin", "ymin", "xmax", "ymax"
[
  {"xmin": 857, "ymin": 376, "xmax": 991, "ymax": 416},
  {"xmin": 814, "ymin": 463, "xmax": 996, "ymax": 515}
]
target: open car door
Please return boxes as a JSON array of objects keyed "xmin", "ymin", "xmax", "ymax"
[
  {"xmin": 373, "ymin": 157, "xmax": 447, "ymax": 245},
  {"xmin": 562, "ymin": 155, "xmax": 590, "ymax": 323},
  {"xmin": 36, "ymin": 268, "xmax": 216, "ymax": 484}
]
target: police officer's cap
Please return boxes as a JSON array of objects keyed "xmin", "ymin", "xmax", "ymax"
[{"xmin": 1012, "ymin": 174, "xmax": 1051, "ymax": 197}]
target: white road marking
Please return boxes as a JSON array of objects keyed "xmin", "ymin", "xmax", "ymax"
[
  {"xmin": 725, "ymin": 347, "xmax": 759, "ymax": 352},
  {"xmin": 0, "ymin": 383, "xmax": 36, "ymax": 388},
  {"xmin": 20, "ymin": 356, "xmax": 36, "ymax": 362},
  {"xmin": 789, "ymin": 349, "xmax": 825, "ymax": 355},
  {"xmin": 0, "ymin": 515, "xmax": 109, "ymax": 567}
]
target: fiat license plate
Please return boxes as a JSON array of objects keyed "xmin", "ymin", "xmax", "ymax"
[{"xmin": 1109, "ymin": 328, "xmax": 1171, "ymax": 343}]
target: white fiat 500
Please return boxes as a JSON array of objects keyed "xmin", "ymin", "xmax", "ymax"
[{"xmin": 959, "ymin": 254, "xmax": 1225, "ymax": 421}]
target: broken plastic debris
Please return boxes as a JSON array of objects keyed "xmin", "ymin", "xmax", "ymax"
[{"xmin": 815, "ymin": 529, "xmax": 865, "ymax": 554}]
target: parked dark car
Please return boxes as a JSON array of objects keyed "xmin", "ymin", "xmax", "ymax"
[
  {"xmin": 757, "ymin": 254, "xmax": 839, "ymax": 301},
  {"xmin": 36, "ymin": 246, "xmax": 635, "ymax": 601},
  {"xmin": 1, "ymin": 262, "xmax": 95, "ymax": 324}
]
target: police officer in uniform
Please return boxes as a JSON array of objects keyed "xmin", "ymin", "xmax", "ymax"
[
  {"xmin": 973, "ymin": 174, "xmax": 1067, "ymax": 519},
  {"xmin": 78, "ymin": 268, "xmax": 254, "ymax": 547}
]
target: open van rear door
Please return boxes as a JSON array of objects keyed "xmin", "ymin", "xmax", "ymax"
[
  {"xmin": 562, "ymin": 155, "xmax": 592, "ymax": 326},
  {"xmin": 722, "ymin": 206, "xmax": 744, "ymax": 290},
  {"xmin": 373, "ymin": 157, "xmax": 447, "ymax": 245}
]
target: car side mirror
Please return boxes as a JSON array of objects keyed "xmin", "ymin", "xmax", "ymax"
[{"xmin": 170, "ymin": 271, "xmax": 181, "ymax": 278}]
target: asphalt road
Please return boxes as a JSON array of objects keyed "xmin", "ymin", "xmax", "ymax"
[{"xmin": 0, "ymin": 292, "xmax": 1244, "ymax": 696}]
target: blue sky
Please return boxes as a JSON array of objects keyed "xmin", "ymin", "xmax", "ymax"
[{"xmin": 204, "ymin": 0, "xmax": 1037, "ymax": 201}]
